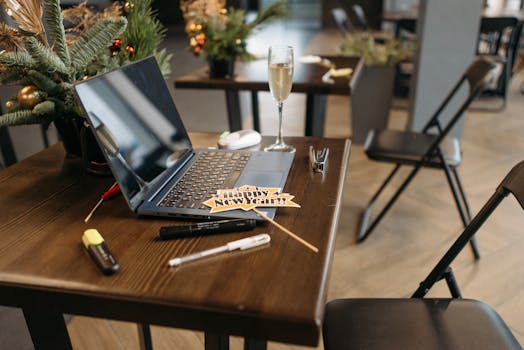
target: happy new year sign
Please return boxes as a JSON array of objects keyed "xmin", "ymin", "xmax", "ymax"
[{"xmin": 203, "ymin": 185, "xmax": 300, "ymax": 213}]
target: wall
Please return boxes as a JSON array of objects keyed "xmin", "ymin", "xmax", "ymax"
[{"xmin": 408, "ymin": 0, "xmax": 484, "ymax": 137}]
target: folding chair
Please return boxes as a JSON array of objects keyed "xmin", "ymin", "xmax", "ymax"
[
  {"xmin": 331, "ymin": 8, "xmax": 353, "ymax": 38},
  {"xmin": 476, "ymin": 17, "xmax": 523, "ymax": 110},
  {"xmin": 324, "ymin": 161, "xmax": 524, "ymax": 350},
  {"xmin": 357, "ymin": 57, "xmax": 498, "ymax": 260},
  {"xmin": 351, "ymin": 4, "xmax": 369, "ymax": 31}
]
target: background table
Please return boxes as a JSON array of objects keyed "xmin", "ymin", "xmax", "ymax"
[
  {"xmin": 175, "ymin": 57, "xmax": 362, "ymax": 137},
  {"xmin": 0, "ymin": 133, "xmax": 351, "ymax": 349}
]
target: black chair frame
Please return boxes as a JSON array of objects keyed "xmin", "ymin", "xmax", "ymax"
[
  {"xmin": 331, "ymin": 7, "xmax": 354, "ymax": 38},
  {"xmin": 357, "ymin": 58, "xmax": 497, "ymax": 260},
  {"xmin": 413, "ymin": 160, "xmax": 524, "ymax": 298},
  {"xmin": 324, "ymin": 161, "xmax": 524, "ymax": 350},
  {"xmin": 351, "ymin": 4, "xmax": 368, "ymax": 31},
  {"xmin": 476, "ymin": 17, "xmax": 523, "ymax": 110}
]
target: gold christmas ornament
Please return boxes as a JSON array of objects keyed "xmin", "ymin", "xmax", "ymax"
[
  {"xmin": 17, "ymin": 85, "xmax": 42, "ymax": 109},
  {"xmin": 5, "ymin": 100, "xmax": 14, "ymax": 110},
  {"xmin": 124, "ymin": 1, "xmax": 135, "ymax": 13}
]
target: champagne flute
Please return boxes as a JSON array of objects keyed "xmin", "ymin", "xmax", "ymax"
[{"xmin": 265, "ymin": 45, "xmax": 295, "ymax": 153}]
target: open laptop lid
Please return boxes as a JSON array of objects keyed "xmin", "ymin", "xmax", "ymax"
[{"xmin": 74, "ymin": 56, "xmax": 193, "ymax": 211}]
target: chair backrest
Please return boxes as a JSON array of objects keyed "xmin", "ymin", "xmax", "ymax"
[
  {"xmin": 420, "ymin": 57, "xmax": 497, "ymax": 161},
  {"xmin": 351, "ymin": 4, "xmax": 368, "ymax": 31},
  {"xmin": 412, "ymin": 160, "xmax": 524, "ymax": 298},
  {"xmin": 331, "ymin": 8, "xmax": 353, "ymax": 37},
  {"xmin": 478, "ymin": 17, "xmax": 519, "ymax": 56}
]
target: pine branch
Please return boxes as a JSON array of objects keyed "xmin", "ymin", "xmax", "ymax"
[
  {"xmin": 155, "ymin": 48, "xmax": 172, "ymax": 78},
  {"xmin": 26, "ymin": 37, "xmax": 69, "ymax": 76},
  {"xmin": 0, "ymin": 51, "xmax": 36, "ymax": 69},
  {"xmin": 43, "ymin": 0, "xmax": 70, "ymax": 67},
  {"xmin": 0, "ymin": 67, "xmax": 27, "ymax": 84},
  {"xmin": 26, "ymin": 69, "xmax": 59, "ymax": 94},
  {"xmin": 32, "ymin": 100, "xmax": 55, "ymax": 115},
  {"xmin": 249, "ymin": 2, "xmax": 287, "ymax": 29},
  {"xmin": 69, "ymin": 17, "xmax": 127, "ymax": 71},
  {"xmin": 124, "ymin": 0, "xmax": 166, "ymax": 59},
  {"xmin": 0, "ymin": 109, "xmax": 53, "ymax": 127}
]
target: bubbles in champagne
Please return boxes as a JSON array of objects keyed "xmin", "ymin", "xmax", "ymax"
[{"xmin": 268, "ymin": 62, "xmax": 293, "ymax": 103}]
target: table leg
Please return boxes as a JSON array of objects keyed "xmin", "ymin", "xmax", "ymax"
[
  {"xmin": 205, "ymin": 332, "xmax": 229, "ymax": 350},
  {"xmin": 137, "ymin": 323, "xmax": 153, "ymax": 350},
  {"xmin": 0, "ymin": 126, "xmax": 17, "ymax": 166},
  {"xmin": 305, "ymin": 94, "xmax": 327, "ymax": 137},
  {"xmin": 225, "ymin": 91, "xmax": 242, "ymax": 132},
  {"xmin": 23, "ymin": 309, "xmax": 72, "ymax": 350},
  {"xmin": 244, "ymin": 338, "xmax": 267, "ymax": 350},
  {"xmin": 250, "ymin": 91, "xmax": 260, "ymax": 132}
]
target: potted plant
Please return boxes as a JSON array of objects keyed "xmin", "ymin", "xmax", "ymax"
[
  {"xmin": 0, "ymin": 0, "xmax": 171, "ymax": 173},
  {"xmin": 0, "ymin": 0, "xmax": 126, "ymax": 132},
  {"xmin": 180, "ymin": 0, "xmax": 286, "ymax": 78},
  {"xmin": 340, "ymin": 32, "xmax": 413, "ymax": 143}
]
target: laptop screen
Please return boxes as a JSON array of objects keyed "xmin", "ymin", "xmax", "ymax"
[{"xmin": 74, "ymin": 57, "xmax": 192, "ymax": 203}]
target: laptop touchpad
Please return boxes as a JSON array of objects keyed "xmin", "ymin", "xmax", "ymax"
[{"xmin": 237, "ymin": 171, "xmax": 285, "ymax": 188}]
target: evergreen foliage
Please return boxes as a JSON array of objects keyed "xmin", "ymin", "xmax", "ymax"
[
  {"xmin": 119, "ymin": 0, "xmax": 172, "ymax": 76},
  {"xmin": 0, "ymin": 0, "xmax": 127, "ymax": 128},
  {"xmin": 186, "ymin": 1, "xmax": 286, "ymax": 62}
]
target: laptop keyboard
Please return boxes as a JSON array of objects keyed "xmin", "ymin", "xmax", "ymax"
[{"xmin": 159, "ymin": 151, "xmax": 252, "ymax": 210}]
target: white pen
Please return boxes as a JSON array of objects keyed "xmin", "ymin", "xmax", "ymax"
[{"xmin": 168, "ymin": 233, "xmax": 271, "ymax": 267}]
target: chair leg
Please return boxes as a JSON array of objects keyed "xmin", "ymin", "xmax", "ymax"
[
  {"xmin": 451, "ymin": 167, "xmax": 472, "ymax": 222},
  {"xmin": 357, "ymin": 164, "xmax": 401, "ymax": 241},
  {"xmin": 439, "ymin": 154, "xmax": 480, "ymax": 259},
  {"xmin": 358, "ymin": 165, "xmax": 420, "ymax": 242},
  {"xmin": 443, "ymin": 267, "xmax": 462, "ymax": 299}
]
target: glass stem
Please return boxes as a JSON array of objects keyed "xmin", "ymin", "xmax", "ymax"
[{"xmin": 276, "ymin": 101, "xmax": 284, "ymax": 145}]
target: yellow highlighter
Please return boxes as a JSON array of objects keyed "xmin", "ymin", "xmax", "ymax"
[{"xmin": 82, "ymin": 229, "xmax": 120, "ymax": 275}]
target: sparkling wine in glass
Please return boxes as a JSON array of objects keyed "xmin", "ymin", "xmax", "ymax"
[{"xmin": 265, "ymin": 45, "xmax": 295, "ymax": 153}]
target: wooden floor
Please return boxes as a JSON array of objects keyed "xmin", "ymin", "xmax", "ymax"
[{"xmin": 67, "ymin": 43, "xmax": 524, "ymax": 349}]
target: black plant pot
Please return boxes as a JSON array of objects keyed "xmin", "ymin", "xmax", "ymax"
[
  {"xmin": 54, "ymin": 116, "xmax": 111, "ymax": 176},
  {"xmin": 208, "ymin": 57, "xmax": 235, "ymax": 78},
  {"xmin": 53, "ymin": 116, "xmax": 83, "ymax": 158}
]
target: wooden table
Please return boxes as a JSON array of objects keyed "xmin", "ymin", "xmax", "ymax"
[
  {"xmin": 175, "ymin": 57, "xmax": 362, "ymax": 137},
  {"xmin": 0, "ymin": 133, "xmax": 351, "ymax": 349}
]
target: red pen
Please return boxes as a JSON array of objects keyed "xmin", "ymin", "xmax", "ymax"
[{"xmin": 84, "ymin": 182, "xmax": 121, "ymax": 223}]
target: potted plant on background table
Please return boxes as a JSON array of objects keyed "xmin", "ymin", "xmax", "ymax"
[
  {"xmin": 340, "ymin": 32, "xmax": 413, "ymax": 143},
  {"xmin": 180, "ymin": 0, "xmax": 286, "ymax": 78},
  {"xmin": 0, "ymin": 0, "xmax": 172, "ymax": 173}
]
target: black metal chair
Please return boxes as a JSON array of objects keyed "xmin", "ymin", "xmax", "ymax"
[
  {"xmin": 351, "ymin": 4, "xmax": 369, "ymax": 31},
  {"xmin": 331, "ymin": 7, "xmax": 354, "ymax": 38},
  {"xmin": 357, "ymin": 57, "xmax": 498, "ymax": 260},
  {"xmin": 476, "ymin": 17, "xmax": 523, "ymax": 110},
  {"xmin": 324, "ymin": 161, "xmax": 524, "ymax": 350}
]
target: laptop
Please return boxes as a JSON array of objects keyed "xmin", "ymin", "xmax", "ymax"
[{"xmin": 73, "ymin": 56, "xmax": 294, "ymax": 221}]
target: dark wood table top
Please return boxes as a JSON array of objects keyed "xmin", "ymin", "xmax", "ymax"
[
  {"xmin": 175, "ymin": 56, "xmax": 363, "ymax": 95},
  {"xmin": 0, "ymin": 133, "xmax": 351, "ymax": 346}
]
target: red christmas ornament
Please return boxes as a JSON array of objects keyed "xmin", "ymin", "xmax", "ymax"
[
  {"xmin": 125, "ymin": 45, "xmax": 135, "ymax": 56},
  {"xmin": 193, "ymin": 46, "xmax": 201, "ymax": 56},
  {"xmin": 109, "ymin": 38, "xmax": 122, "ymax": 53}
]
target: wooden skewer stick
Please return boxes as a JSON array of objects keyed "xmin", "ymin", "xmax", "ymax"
[{"xmin": 251, "ymin": 207, "xmax": 319, "ymax": 253}]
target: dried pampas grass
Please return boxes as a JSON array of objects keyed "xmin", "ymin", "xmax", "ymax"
[
  {"xmin": 62, "ymin": 0, "xmax": 122, "ymax": 43},
  {"xmin": 3, "ymin": 0, "xmax": 47, "ymax": 45}
]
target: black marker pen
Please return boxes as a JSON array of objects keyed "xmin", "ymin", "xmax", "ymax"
[{"xmin": 159, "ymin": 218, "xmax": 256, "ymax": 240}]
